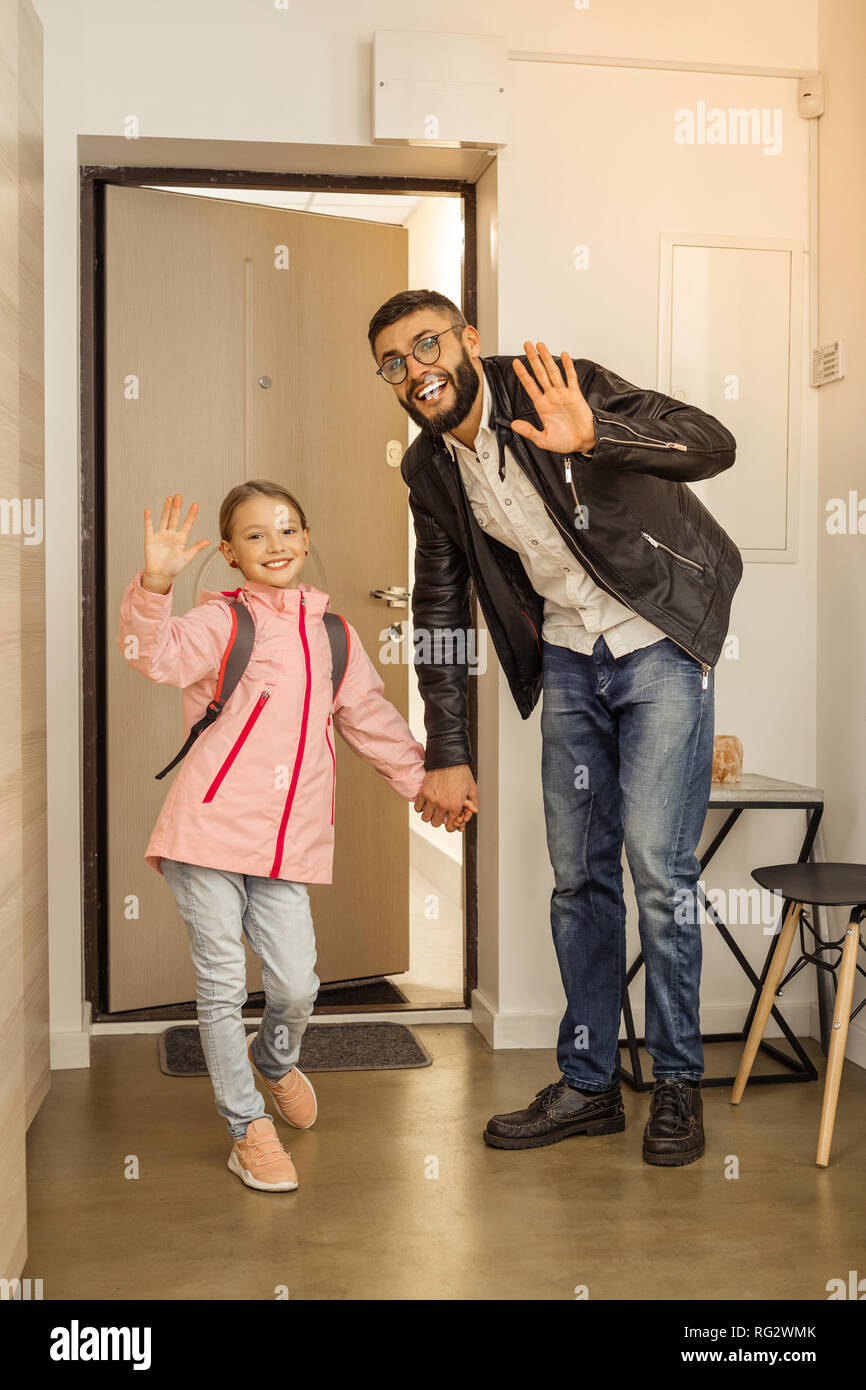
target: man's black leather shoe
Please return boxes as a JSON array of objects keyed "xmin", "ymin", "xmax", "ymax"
[
  {"xmin": 483, "ymin": 1078, "xmax": 625, "ymax": 1149},
  {"xmin": 642, "ymin": 1079, "xmax": 705, "ymax": 1166}
]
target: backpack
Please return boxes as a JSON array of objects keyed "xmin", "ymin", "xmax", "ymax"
[{"xmin": 154, "ymin": 595, "xmax": 349, "ymax": 780}]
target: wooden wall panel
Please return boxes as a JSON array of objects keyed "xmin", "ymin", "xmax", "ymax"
[
  {"xmin": 18, "ymin": 0, "xmax": 47, "ymax": 1128},
  {"xmin": 0, "ymin": 0, "xmax": 26, "ymax": 1284},
  {"xmin": 0, "ymin": 0, "xmax": 45, "ymax": 1283}
]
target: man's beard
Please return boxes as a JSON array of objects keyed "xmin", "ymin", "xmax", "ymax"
[{"xmin": 398, "ymin": 347, "xmax": 481, "ymax": 438}]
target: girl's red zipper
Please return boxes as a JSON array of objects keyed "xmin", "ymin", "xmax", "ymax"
[
  {"xmin": 202, "ymin": 690, "xmax": 271, "ymax": 802},
  {"xmin": 325, "ymin": 713, "xmax": 335, "ymax": 826},
  {"xmin": 269, "ymin": 592, "xmax": 312, "ymax": 877},
  {"xmin": 201, "ymin": 593, "xmax": 319, "ymax": 867}
]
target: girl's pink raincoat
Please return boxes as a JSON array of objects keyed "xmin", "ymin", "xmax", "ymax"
[{"xmin": 116, "ymin": 572, "xmax": 428, "ymax": 883}]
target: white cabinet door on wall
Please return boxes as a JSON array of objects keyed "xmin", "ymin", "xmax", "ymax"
[{"xmin": 659, "ymin": 233, "xmax": 804, "ymax": 562}]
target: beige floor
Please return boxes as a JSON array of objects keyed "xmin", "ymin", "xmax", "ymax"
[{"xmin": 24, "ymin": 1028, "xmax": 866, "ymax": 1300}]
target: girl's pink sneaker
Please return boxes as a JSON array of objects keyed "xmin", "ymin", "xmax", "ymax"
[
  {"xmin": 247, "ymin": 1031, "xmax": 318, "ymax": 1129},
  {"xmin": 227, "ymin": 1117, "xmax": 298, "ymax": 1191}
]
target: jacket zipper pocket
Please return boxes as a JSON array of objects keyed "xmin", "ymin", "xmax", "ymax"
[
  {"xmin": 325, "ymin": 712, "xmax": 335, "ymax": 826},
  {"xmin": 270, "ymin": 592, "xmax": 312, "ymax": 876},
  {"xmin": 202, "ymin": 690, "xmax": 271, "ymax": 802},
  {"xmin": 640, "ymin": 530, "xmax": 704, "ymax": 572},
  {"xmin": 594, "ymin": 417, "xmax": 688, "ymax": 452},
  {"xmin": 538, "ymin": 495, "xmax": 711, "ymax": 689}
]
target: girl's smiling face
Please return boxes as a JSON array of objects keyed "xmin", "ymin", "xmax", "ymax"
[{"xmin": 219, "ymin": 495, "xmax": 309, "ymax": 587}]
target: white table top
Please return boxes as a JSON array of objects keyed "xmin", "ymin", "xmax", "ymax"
[{"xmin": 708, "ymin": 772, "xmax": 823, "ymax": 804}]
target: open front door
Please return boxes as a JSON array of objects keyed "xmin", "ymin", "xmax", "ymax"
[{"xmin": 105, "ymin": 184, "xmax": 411, "ymax": 1010}]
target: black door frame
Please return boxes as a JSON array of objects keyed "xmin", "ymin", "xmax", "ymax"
[{"xmin": 80, "ymin": 165, "xmax": 479, "ymax": 1021}]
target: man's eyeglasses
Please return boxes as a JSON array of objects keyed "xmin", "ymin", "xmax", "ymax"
[{"xmin": 376, "ymin": 323, "xmax": 463, "ymax": 385}]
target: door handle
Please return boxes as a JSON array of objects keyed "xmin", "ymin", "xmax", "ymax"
[{"xmin": 370, "ymin": 585, "xmax": 409, "ymax": 608}]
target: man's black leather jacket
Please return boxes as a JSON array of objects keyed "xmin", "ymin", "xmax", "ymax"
[{"xmin": 400, "ymin": 353, "xmax": 742, "ymax": 771}]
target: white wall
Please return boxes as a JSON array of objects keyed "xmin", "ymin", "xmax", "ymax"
[
  {"xmin": 816, "ymin": 0, "xmax": 866, "ymax": 1065},
  {"xmin": 34, "ymin": 0, "xmax": 826, "ymax": 1066},
  {"xmin": 487, "ymin": 56, "xmax": 819, "ymax": 1043}
]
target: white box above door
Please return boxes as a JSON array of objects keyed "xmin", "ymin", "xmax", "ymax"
[{"xmin": 372, "ymin": 30, "xmax": 508, "ymax": 148}]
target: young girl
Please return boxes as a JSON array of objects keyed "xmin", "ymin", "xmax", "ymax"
[{"xmin": 117, "ymin": 481, "xmax": 477, "ymax": 1193}]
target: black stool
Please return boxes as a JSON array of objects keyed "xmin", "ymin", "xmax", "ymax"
[{"xmin": 730, "ymin": 862, "xmax": 866, "ymax": 1166}]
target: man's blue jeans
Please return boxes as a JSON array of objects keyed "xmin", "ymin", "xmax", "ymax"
[{"xmin": 540, "ymin": 635, "xmax": 714, "ymax": 1091}]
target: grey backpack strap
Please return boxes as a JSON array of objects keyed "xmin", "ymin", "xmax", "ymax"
[
  {"xmin": 323, "ymin": 610, "xmax": 350, "ymax": 707},
  {"xmin": 154, "ymin": 597, "xmax": 256, "ymax": 779}
]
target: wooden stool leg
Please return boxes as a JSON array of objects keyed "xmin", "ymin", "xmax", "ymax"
[
  {"xmin": 816, "ymin": 914, "xmax": 861, "ymax": 1167},
  {"xmin": 730, "ymin": 900, "xmax": 802, "ymax": 1104}
]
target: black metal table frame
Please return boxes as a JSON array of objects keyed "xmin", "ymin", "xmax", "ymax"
[{"xmin": 617, "ymin": 794, "xmax": 825, "ymax": 1091}]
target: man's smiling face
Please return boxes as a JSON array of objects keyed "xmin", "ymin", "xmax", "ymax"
[{"xmin": 373, "ymin": 308, "xmax": 482, "ymax": 437}]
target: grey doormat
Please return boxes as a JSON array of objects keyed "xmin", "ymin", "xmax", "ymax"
[
  {"xmin": 314, "ymin": 977, "xmax": 409, "ymax": 1007},
  {"xmin": 249, "ymin": 978, "xmax": 409, "ymax": 1009},
  {"xmin": 158, "ymin": 1022, "xmax": 432, "ymax": 1076}
]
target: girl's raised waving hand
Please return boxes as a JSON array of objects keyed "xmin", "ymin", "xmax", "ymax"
[{"xmin": 143, "ymin": 493, "xmax": 211, "ymax": 592}]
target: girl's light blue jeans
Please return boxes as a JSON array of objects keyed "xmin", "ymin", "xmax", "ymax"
[{"xmin": 160, "ymin": 858, "xmax": 319, "ymax": 1139}]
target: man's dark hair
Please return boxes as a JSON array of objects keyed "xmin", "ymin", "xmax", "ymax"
[{"xmin": 367, "ymin": 289, "xmax": 467, "ymax": 358}]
